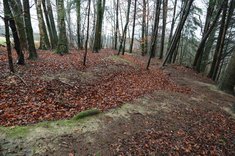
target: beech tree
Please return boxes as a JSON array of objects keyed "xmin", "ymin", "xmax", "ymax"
[
  {"xmin": 56, "ymin": 0, "xmax": 69, "ymax": 54},
  {"xmin": 23, "ymin": 0, "xmax": 37, "ymax": 59},
  {"xmin": 93, "ymin": 0, "xmax": 106, "ymax": 52}
]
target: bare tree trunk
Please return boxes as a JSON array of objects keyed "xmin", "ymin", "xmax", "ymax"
[
  {"xmin": 4, "ymin": 0, "xmax": 14, "ymax": 73},
  {"xmin": 84, "ymin": 0, "xmax": 92, "ymax": 66},
  {"xmin": 77, "ymin": 0, "xmax": 81, "ymax": 49},
  {"xmin": 162, "ymin": 0, "xmax": 194, "ymax": 67},
  {"xmin": 118, "ymin": 0, "xmax": 131, "ymax": 55},
  {"xmin": 114, "ymin": 0, "xmax": 119, "ymax": 50},
  {"xmin": 8, "ymin": 0, "xmax": 27, "ymax": 51},
  {"xmin": 6, "ymin": 1, "xmax": 25, "ymax": 65},
  {"xmin": 23, "ymin": 0, "xmax": 37, "ymax": 60},
  {"xmin": 210, "ymin": 0, "xmax": 234, "ymax": 81},
  {"xmin": 146, "ymin": 0, "xmax": 161, "ymax": 69},
  {"xmin": 56, "ymin": 0, "xmax": 68, "ymax": 54},
  {"xmin": 35, "ymin": 0, "xmax": 50, "ymax": 50},
  {"xmin": 159, "ymin": 0, "xmax": 168, "ymax": 59},
  {"xmin": 129, "ymin": 0, "xmax": 137, "ymax": 53}
]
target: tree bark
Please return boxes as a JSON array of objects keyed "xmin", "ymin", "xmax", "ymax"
[
  {"xmin": 114, "ymin": 0, "xmax": 119, "ymax": 50},
  {"xmin": 8, "ymin": 0, "xmax": 27, "ymax": 51},
  {"xmin": 76, "ymin": 0, "xmax": 81, "ymax": 49},
  {"xmin": 35, "ymin": 0, "xmax": 50, "ymax": 50},
  {"xmin": 118, "ymin": 0, "xmax": 131, "ymax": 55},
  {"xmin": 84, "ymin": 0, "xmax": 91, "ymax": 66},
  {"xmin": 162, "ymin": 0, "xmax": 194, "ymax": 66},
  {"xmin": 146, "ymin": 0, "xmax": 161, "ymax": 69},
  {"xmin": 4, "ymin": 0, "xmax": 14, "ymax": 73},
  {"xmin": 56, "ymin": 0, "xmax": 69, "ymax": 54},
  {"xmin": 129, "ymin": 0, "xmax": 137, "ymax": 53},
  {"xmin": 6, "ymin": 1, "xmax": 25, "ymax": 65},
  {"xmin": 23, "ymin": 0, "xmax": 38, "ymax": 60},
  {"xmin": 93, "ymin": 0, "xmax": 106, "ymax": 52},
  {"xmin": 159, "ymin": 0, "xmax": 168, "ymax": 59}
]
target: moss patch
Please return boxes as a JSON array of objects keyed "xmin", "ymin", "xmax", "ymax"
[{"xmin": 73, "ymin": 109, "xmax": 101, "ymax": 120}]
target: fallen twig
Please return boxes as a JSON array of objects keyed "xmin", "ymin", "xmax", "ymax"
[{"xmin": 13, "ymin": 73, "xmax": 28, "ymax": 86}]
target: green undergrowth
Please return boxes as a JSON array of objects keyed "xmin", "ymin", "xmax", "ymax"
[{"xmin": 0, "ymin": 109, "xmax": 101, "ymax": 139}]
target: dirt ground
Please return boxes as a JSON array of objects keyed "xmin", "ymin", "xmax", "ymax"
[{"xmin": 0, "ymin": 50, "xmax": 235, "ymax": 155}]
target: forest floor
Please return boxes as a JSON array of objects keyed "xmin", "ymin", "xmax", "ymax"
[{"xmin": 0, "ymin": 49, "xmax": 235, "ymax": 155}]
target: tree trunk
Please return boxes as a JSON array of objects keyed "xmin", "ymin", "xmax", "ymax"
[
  {"xmin": 162, "ymin": 0, "xmax": 194, "ymax": 66},
  {"xmin": 193, "ymin": 1, "xmax": 223, "ymax": 72},
  {"xmin": 208, "ymin": 0, "xmax": 233, "ymax": 80},
  {"xmin": 6, "ymin": 1, "xmax": 25, "ymax": 65},
  {"xmin": 42, "ymin": 0, "xmax": 56, "ymax": 49},
  {"xmin": 84, "ymin": 0, "xmax": 91, "ymax": 66},
  {"xmin": 114, "ymin": 0, "xmax": 119, "ymax": 50},
  {"xmin": 141, "ymin": 0, "xmax": 147, "ymax": 56},
  {"xmin": 93, "ymin": 0, "xmax": 106, "ymax": 52},
  {"xmin": 8, "ymin": 0, "xmax": 27, "ymax": 51},
  {"xmin": 159, "ymin": 0, "xmax": 168, "ymax": 59},
  {"xmin": 76, "ymin": 0, "xmax": 81, "ymax": 49},
  {"xmin": 129, "ymin": 0, "xmax": 137, "ymax": 53},
  {"xmin": 146, "ymin": 0, "xmax": 161, "ymax": 69},
  {"xmin": 4, "ymin": 0, "xmax": 14, "ymax": 73},
  {"xmin": 47, "ymin": 0, "xmax": 58, "ymax": 47},
  {"xmin": 35, "ymin": 0, "xmax": 50, "ymax": 50},
  {"xmin": 56, "ymin": 0, "xmax": 69, "ymax": 54},
  {"xmin": 118, "ymin": 0, "xmax": 131, "ymax": 55},
  {"xmin": 218, "ymin": 50, "xmax": 235, "ymax": 94},
  {"xmin": 23, "ymin": 0, "xmax": 38, "ymax": 60}
]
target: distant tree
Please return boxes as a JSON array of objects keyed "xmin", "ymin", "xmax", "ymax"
[
  {"xmin": 114, "ymin": 0, "xmax": 119, "ymax": 50},
  {"xmin": 35, "ymin": 0, "xmax": 50, "ymax": 50},
  {"xmin": 84, "ymin": 0, "xmax": 92, "ymax": 66},
  {"xmin": 118, "ymin": 0, "xmax": 131, "ymax": 55},
  {"xmin": 23, "ymin": 0, "xmax": 38, "ymax": 59},
  {"xmin": 146, "ymin": 0, "xmax": 161, "ymax": 69},
  {"xmin": 93, "ymin": 0, "xmax": 106, "ymax": 52},
  {"xmin": 162, "ymin": 0, "xmax": 194, "ymax": 66},
  {"xmin": 76, "ymin": 0, "xmax": 82, "ymax": 49},
  {"xmin": 129, "ymin": 0, "xmax": 137, "ymax": 53},
  {"xmin": 56, "ymin": 0, "xmax": 69, "ymax": 54},
  {"xmin": 159, "ymin": 0, "xmax": 168, "ymax": 59}
]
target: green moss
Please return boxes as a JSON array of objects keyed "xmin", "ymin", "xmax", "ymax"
[
  {"xmin": 3, "ymin": 126, "xmax": 30, "ymax": 138},
  {"xmin": 73, "ymin": 109, "xmax": 101, "ymax": 120}
]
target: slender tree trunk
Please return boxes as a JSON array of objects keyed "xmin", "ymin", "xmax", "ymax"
[
  {"xmin": 47, "ymin": 0, "xmax": 58, "ymax": 46},
  {"xmin": 8, "ymin": 0, "xmax": 27, "ymax": 51},
  {"xmin": 162, "ymin": 0, "xmax": 194, "ymax": 66},
  {"xmin": 56, "ymin": 0, "xmax": 69, "ymax": 54},
  {"xmin": 141, "ymin": 0, "xmax": 147, "ymax": 56},
  {"xmin": 118, "ymin": 0, "xmax": 131, "ymax": 55},
  {"xmin": 210, "ymin": 0, "xmax": 235, "ymax": 80},
  {"xmin": 193, "ymin": 1, "xmax": 223, "ymax": 72},
  {"xmin": 84, "ymin": 0, "xmax": 91, "ymax": 66},
  {"xmin": 159, "ymin": 0, "xmax": 168, "ymax": 59},
  {"xmin": 35, "ymin": 0, "xmax": 50, "ymax": 50},
  {"xmin": 146, "ymin": 0, "xmax": 161, "ymax": 69},
  {"xmin": 76, "ymin": 0, "xmax": 81, "ymax": 49},
  {"xmin": 167, "ymin": 0, "xmax": 177, "ymax": 63},
  {"xmin": 42, "ymin": 0, "xmax": 56, "ymax": 49},
  {"xmin": 23, "ymin": 0, "xmax": 37, "ymax": 60},
  {"xmin": 114, "ymin": 0, "xmax": 119, "ymax": 50},
  {"xmin": 6, "ymin": 1, "xmax": 25, "ymax": 65},
  {"xmin": 129, "ymin": 0, "xmax": 137, "ymax": 53},
  {"xmin": 93, "ymin": 0, "xmax": 106, "ymax": 52},
  {"xmin": 4, "ymin": 0, "xmax": 14, "ymax": 73}
]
